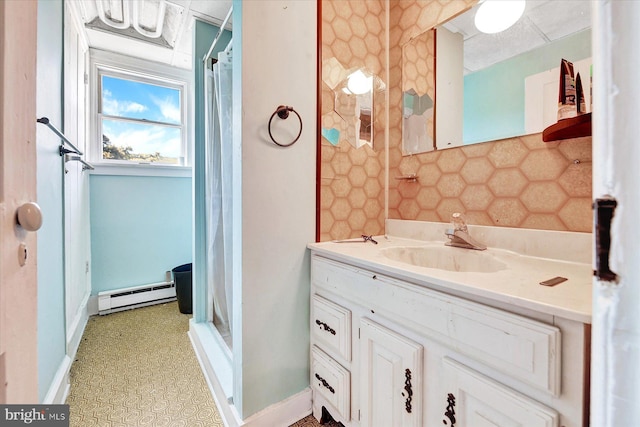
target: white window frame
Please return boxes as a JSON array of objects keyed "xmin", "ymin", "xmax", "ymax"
[{"xmin": 89, "ymin": 49, "xmax": 192, "ymax": 177}]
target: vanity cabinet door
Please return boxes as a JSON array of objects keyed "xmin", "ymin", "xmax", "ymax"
[
  {"xmin": 359, "ymin": 318, "xmax": 423, "ymax": 427},
  {"xmin": 441, "ymin": 357, "xmax": 559, "ymax": 427}
]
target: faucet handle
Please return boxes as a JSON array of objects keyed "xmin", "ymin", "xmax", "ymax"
[{"xmin": 451, "ymin": 212, "xmax": 468, "ymax": 232}]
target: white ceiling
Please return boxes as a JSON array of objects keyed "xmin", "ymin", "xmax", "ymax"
[
  {"xmin": 441, "ymin": 0, "xmax": 591, "ymax": 73},
  {"xmin": 69, "ymin": 1, "xmax": 590, "ymax": 74},
  {"xmin": 69, "ymin": 0, "xmax": 232, "ymax": 70}
]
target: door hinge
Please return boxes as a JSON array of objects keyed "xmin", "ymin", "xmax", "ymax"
[
  {"xmin": 594, "ymin": 197, "xmax": 618, "ymax": 282},
  {"xmin": 84, "ymin": 73, "xmax": 88, "ymax": 84},
  {"xmin": 358, "ymin": 328, "xmax": 361, "ymax": 339}
]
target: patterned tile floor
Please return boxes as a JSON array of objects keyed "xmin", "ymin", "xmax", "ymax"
[
  {"xmin": 66, "ymin": 301, "xmax": 326, "ymax": 427},
  {"xmin": 67, "ymin": 302, "xmax": 224, "ymax": 426}
]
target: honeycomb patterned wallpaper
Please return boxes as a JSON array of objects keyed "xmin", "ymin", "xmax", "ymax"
[
  {"xmin": 321, "ymin": 0, "xmax": 593, "ymax": 241},
  {"xmin": 321, "ymin": 0, "xmax": 387, "ymax": 242},
  {"xmin": 391, "ymin": 134, "xmax": 592, "ymax": 231}
]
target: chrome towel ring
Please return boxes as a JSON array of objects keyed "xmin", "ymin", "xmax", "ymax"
[{"xmin": 268, "ymin": 105, "xmax": 302, "ymax": 147}]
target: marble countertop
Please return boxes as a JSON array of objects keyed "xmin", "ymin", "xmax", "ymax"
[{"xmin": 308, "ymin": 233, "xmax": 592, "ymax": 324}]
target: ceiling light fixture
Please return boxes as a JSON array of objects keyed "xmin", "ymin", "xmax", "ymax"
[
  {"xmin": 474, "ymin": 0, "xmax": 526, "ymax": 34},
  {"xmin": 132, "ymin": 0, "xmax": 166, "ymax": 38},
  {"xmin": 95, "ymin": 0, "xmax": 130, "ymax": 30},
  {"xmin": 346, "ymin": 69, "xmax": 373, "ymax": 95}
]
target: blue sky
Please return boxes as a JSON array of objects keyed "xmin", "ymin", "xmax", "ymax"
[{"xmin": 102, "ymin": 75, "xmax": 182, "ymax": 158}]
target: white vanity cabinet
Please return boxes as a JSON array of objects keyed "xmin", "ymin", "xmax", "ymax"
[{"xmin": 309, "ymin": 253, "xmax": 590, "ymax": 427}]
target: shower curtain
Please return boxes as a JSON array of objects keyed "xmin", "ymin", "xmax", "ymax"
[{"xmin": 205, "ymin": 47, "xmax": 233, "ymax": 342}]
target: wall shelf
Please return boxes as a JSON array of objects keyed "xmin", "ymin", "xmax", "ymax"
[{"xmin": 542, "ymin": 112, "xmax": 592, "ymax": 142}]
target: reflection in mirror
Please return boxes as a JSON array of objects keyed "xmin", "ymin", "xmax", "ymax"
[
  {"xmin": 402, "ymin": 29, "xmax": 435, "ymax": 154},
  {"xmin": 321, "ymin": 57, "xmax": 384, "ymax": 151},
  {"xmin": 401, "ymin": 1, "xmax": 591, "ymax": 155},
  {"xmin": 321, "ymin": 58, "xmax": 348, "ymax": 146},
  {"xmin": 335, "ymin": 70, "xmax": 373, "ymax": 149}
]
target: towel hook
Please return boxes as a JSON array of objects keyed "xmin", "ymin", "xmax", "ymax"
[{"xmin": 268, "ymin": 105, "xmax": 302, "ymax": 147}]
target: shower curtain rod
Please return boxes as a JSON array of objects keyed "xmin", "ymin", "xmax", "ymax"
[{"xmin": 202, "ymin": 6, "xmax": 233, "ymax": 63}]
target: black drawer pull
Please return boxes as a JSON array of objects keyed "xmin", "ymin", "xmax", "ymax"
[
  {"xmin": 315, "ymin": 373, "xmax": 335, "ymax": 394},
  {"xmin": 315, "ymin": 319, "xmax": 336, "ymax": 335}
]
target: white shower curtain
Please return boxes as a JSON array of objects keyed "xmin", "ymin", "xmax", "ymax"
[{"xmin": 205, "ymin": 47, "xmax": 233, "ymax": 342}]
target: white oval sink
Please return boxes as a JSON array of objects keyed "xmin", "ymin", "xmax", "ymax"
[{"xmin": 381, "ymin": 245, "xmax": 508, "ymax": 273}]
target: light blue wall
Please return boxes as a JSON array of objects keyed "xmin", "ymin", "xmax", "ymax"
[
  {"xmin": 35, "ymin": 0, "xmax": 66, "ymax": 402},
  {"xmin": 463, "ymin": 29, "xmax": 592, "ymax": 144},
  {"xmin": 90, "ymin": 175, "xmax": 192, "ymax": 293}
]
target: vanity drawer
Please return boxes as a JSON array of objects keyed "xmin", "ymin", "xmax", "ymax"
[
  {"xmin": 311, "ymin": 346, "xmax": 351, "ymax": 421},
  {"xmin": 312, "ymin": 294, "xmax": 352, "ymax": 361}
]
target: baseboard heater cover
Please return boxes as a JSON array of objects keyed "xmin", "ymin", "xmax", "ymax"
[{"xmin": 98, "ymin": 281, "xmax": 176, "ymax": 314}]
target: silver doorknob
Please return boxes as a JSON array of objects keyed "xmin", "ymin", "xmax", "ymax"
[{"xmin": 17, "ymin": 202, "xmax": 43, "ymax": 231}]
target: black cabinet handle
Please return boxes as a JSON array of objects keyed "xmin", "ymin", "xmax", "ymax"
[
  {"xmin": 314, "ymin": 373, "xmax": 335, "ymax": 394},
  {"xmin": 404, "ymin": 368, "xmax": 413, "ymax": 413},
  {"xmin": 315, "ymin": 319, "xmax": 336, "ymax": 335},
  {"xmin": 443, "ymin": 393, "xmax": 456, "ymax": 426}
]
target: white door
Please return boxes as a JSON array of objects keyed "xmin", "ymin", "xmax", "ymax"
[
  {"xmin": 591, "ymin": 1, "xmax": 640, "ymax": 425},
  {"xmin": 63, "ymin": 1, "xmax": 90, "ymax": 349},
  {"xmin": 359, "ymin": 318, "xmax": 423, "ymax": 427},
  {"xmin": 0, "ymin": 1, "xmax": 39, "ymax": 403}
]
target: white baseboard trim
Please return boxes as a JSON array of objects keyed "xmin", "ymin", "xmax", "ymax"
[
  {"xmin": 242, "ymin": 388, "xmax": 312, "ymax": 427},
  {"xmin": 42, "ymin": 355, "xmax": 72, "ymax": 404},
  {"xmin": 189, "ymin": 320, "xmax": 312, "ymax": 427}
]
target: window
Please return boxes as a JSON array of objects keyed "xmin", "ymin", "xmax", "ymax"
[{"xmin": 97, "ymin": 68, "xmax": 186, "ymax": 166}]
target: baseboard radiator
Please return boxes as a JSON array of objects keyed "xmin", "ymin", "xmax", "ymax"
[{"xmin": 98, "ymin": 281, "xmax": 176, "ymax": 315}]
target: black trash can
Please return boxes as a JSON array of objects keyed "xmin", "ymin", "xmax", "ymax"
[{"xmin": 172, "ymin": 263, "xmax": 192, "ymax": 314}]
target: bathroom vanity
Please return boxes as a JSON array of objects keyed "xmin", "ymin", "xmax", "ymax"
[{"xmin": 308, "ymin": 220, "xmax": 592, "ymax": 427}]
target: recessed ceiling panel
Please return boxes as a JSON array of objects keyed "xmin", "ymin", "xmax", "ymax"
[
  {"xmin": 69, "ymin": 0, "xmax": 232, "ymax": 70},
  {"xmin": 442, "ymin": 0, "xmax": 591, "ymax": 73},
  {"xmin": 527, "ymin": 0, "xmax": 590, "ymax": 41}
]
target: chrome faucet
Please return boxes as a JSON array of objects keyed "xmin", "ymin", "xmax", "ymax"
[{"xmin": 445, "ymin": 213, "xmax": 487, "ymax": 250}]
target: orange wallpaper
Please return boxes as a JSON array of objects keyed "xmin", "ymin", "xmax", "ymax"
[
  {"xmin": 320, "ymin": 0, "xmax": 387, "ymax": 241},
  {"xmin": 321, "ymin": 0, "xmax": 593, "ymax": 241},
  {"xmin": 391, "ymin": 133, "xmax": 593, "ymax": 231}
]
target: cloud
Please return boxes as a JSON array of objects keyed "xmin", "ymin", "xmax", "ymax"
[
  {"xmin": 103, "ymin": 121, "xmax": 181, "ymax": 158},
  {"xmin": 102, "ymin": 91, "xmax": 148, "ymax": 116},
  {"xmin": 151, "ymin": 96, "xmax": 181, "ymax": 123}
]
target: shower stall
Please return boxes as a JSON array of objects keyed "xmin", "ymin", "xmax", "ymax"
[{"xmin": 203, "ymin": 19, "xmax": 234, "ymax": 351}]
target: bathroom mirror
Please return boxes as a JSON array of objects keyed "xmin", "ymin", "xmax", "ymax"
[
  {"xmin": 402, "ymin": 29, "xmax": 436, "ymax": 154},
  {"xmin": 321, "ymin": 57, "xmax": 384, "ymax": 151},
  {"xmin": 334, "ymin": 69, "xmax": 374, "ymax": 149},
  {"xmin": 401, "ymin": 0, "xmax": 592, "ymax": 155}
]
